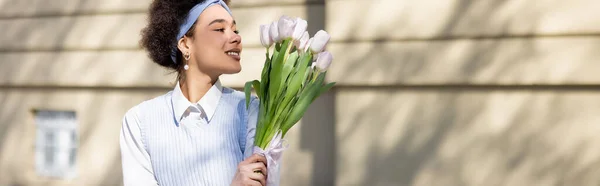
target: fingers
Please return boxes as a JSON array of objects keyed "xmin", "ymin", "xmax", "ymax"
[
  {"xmin": 237, "ymin": 154, "xmax": 269, "ymax": 186},
  {"xmin": 241, "ymin": 177, "xmax": 263, "ymax": 186},
  {"xmin": 247, "ymin": 171, "xmax": 266, "ymax": 186},
  {"xmin": 246, "ymin": 162, "xmax": 268, "ymax": 177},
  {"xmin": 245, "ymin": 154, "xmax": 268, "ymax": 167}
]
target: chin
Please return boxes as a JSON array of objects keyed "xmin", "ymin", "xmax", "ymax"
[
  {"xmin": 221, "ymin": 66, "xmax": 242, "ymax": 74},
  {"xmin": 214, "ymin": 57, "xmax": 242, "ymax": 74}
]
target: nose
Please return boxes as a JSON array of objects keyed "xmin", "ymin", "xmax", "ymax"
[{"xmin": 230, "ymin": 32, "xmax": 241, "ymax": 44}]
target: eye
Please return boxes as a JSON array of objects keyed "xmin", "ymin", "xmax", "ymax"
[
  {"xmin": 214, "ymin": 28, "xmax": 225, "ymax": 32},
  {"xmin": 234, "ymin": 30, "xmax": 239, "ymax": 34}
]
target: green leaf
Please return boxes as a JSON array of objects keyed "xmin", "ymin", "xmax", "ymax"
[
  {"xmin": 260, "ymin": 51, "xmax": 272, "ymax": 102},
  {"xmin": 255, "ymin": 50, "xmax": 276, "ymax": 147},
  {"xmin": 313, "ymin": 72, "xmax": 327, "ymax": 86},
  {"xmin": 243, "ymin": 80, "xmax": 261, "ymax": 109},
  {"xmin": 320, "ymin": 82, "xmax": 336, "ymax": 96},
  {"xmin": 281, "ymin": 51, "xmax": 298, "ymax": 87},
  {"xmin": 277, "ymin": 53, "xmax": 311, "ymax": 115},
  {"xmin": 254, "ymin": 112, "xmax": 266, "ymax": 146},
  {"xmin": 301, "ymin": 57, "xmax": 314, "ymax": 88},
  {"xmin": 261, "ymin": 40, "xmax": 294, "ymax": 148},
  {"xmin": 244, "ymin": 80, "xmax": 256, "ymax": 110},
  {"xmin": 267, "ymin": 39, "xmax": 292, "ymax": 123},
  {"xmin": 268, "ymin": 40, "xmax": 290, "ymax": 108},
  {"xmin": 280, "ymin": 82, "xmax": 321, "ymax": 136},
  {"xmin": 311, "ymin": 82, "xmax": 336, "ymax": 103},
  {"xmin": 264, "ymin": 49, "xmax": 279, "ymax": 115},
  {"xmin": 275, "ymin": 52, "xmax": 298, "ymax": 106},
  {"xmin": 280, "ymin": 72, "xmax": 336, "ymax": 136},
  {"xmin": 255, "ymin": 107, "xmax": 270, "ymax": 147},
  {"xmin": 252, "ymin": 80, "xmax": 261, "ymax": 99}
]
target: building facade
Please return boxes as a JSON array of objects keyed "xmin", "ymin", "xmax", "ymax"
[{"xmin": 1, "ymin": 0, "xmax": 600, "ymax": 185}]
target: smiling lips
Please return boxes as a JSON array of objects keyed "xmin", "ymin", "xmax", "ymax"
[{"xmin": 226, "ymin": 49, "xmax": 241, "ymax": 61}]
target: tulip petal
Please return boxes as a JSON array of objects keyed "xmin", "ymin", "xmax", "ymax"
[
  {"xmin": 277, "ymin": 15, "xmax": 296, "ymax": 39},
  {"xmin": 292, "ymin": 18, "xmax": 308, "ymax": 40},
  {"xmin": 309, "ymin": 30, "xmax": 330, "ymax": 53},
  {"xmin": 305, "ymin": 37, "xmax": 314, "ymax": 53},
  {"xmin": 260, "ymin": 24, "xmax": 272, "ymax": 48},
  {"xmin": 296, "ymin": 31, "xmax": 310, "ymax": 51},
  {"xmin": 269, "ymin": 21, "xmax": 280, "ymax": 42},
  {"xmin": 316, "ymin": 51, "xmax": 333, "ymax": 71}
]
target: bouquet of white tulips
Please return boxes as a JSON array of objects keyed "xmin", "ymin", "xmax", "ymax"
[{"xmin": 244, "ymin": 15, "xmax": 335, "ymax": 185}]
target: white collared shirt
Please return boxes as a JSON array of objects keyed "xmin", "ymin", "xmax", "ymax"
[
  {"xmin": 120, "ymin": 80, "xmax": 262, "ymax": 186},
  {"xmin": 171, "ymin": 80, "xmax": 223, "ymax": 124}
]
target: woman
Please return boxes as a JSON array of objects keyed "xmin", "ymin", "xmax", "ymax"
[{"xmin": 119, "ymin": 0, "xmax": 268, "ymax": 185}]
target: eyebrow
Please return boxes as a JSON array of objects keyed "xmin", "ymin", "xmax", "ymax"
[{"xmin": 208, "ymin": 19, "xmax": 236, "ymax": 26}]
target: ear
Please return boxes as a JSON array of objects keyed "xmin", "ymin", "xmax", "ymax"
[{"xmin": 177, "ymin": 37, "xmax": 192, "ymax": 56}]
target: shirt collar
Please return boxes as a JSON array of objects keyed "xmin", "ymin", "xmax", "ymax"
[{"xmin": 171, "ymin": 80, "xmax": 223, "ymax": 123}]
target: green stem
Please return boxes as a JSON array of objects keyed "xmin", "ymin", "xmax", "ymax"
[
  {"xmin": 266, "ymin": 47, "xmax": 270, "ymax": 59},
  {"xmin": 312, "ymin": 69, "xmax": 321, "ymax": 82},
  {"xmin": 260, "ymin": 39, "xmax": 294, "ymax": 149}
]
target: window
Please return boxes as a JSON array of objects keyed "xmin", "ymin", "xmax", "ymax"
[{"xmin": 34, "ymin": 110, "xmax": 78, "ymax": 179}]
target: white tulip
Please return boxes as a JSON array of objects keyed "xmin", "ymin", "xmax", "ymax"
[
  {"xmin": 304, "ymin": 37, "xmax": 314, "ymax": 53},
  {"xmin": 269, "ymin": 21, "xmax": 280, "ymax": 42},
  {"xmin": 315, "ymin": 51, "xmax": 333, "ymax": 71},
  {"xmin": 309, "ymin": 30, "xmax": 330, "ymax": 53},
  {"xmin": 296, "ymin": 31, "xmax": 309, "ymax": 51},
  {"xmin": 292, "ymin": 17, "xmax": 307, "ymax": 40},
  {"xmin": 260, "ymin": 24, "xmax": 273, "ymax": 48},
  {"xmin": 277, "ymin": 15, "xmax": 296, "ymax": 39}
]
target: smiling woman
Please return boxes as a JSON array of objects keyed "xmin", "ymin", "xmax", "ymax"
[{"xmin": 121, "ymin": 0, "xmax": 271, "ymax": 186}]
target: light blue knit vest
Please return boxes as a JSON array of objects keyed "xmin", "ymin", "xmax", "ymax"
[{"xmin": 137, "ymin": 87, "xmax": 250, "ymax": 186}]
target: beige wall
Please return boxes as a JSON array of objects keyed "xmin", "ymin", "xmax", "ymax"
[
  {"xmin": 329, "ymin": 0, "xmax": 600, "ymax": 186},
  {"xmin": 336, "ymin": 90, "xmax": 600, "ymax": 186},
  {"xmin": 0, "ymin": 89, "xmax": 165, "ymax": 185},
  {"xmin": 1, "ymin": 0, "xmax": 599, "ymax": 185}
]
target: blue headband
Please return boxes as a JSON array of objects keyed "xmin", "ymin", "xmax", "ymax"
[{"xmin": 171, "ymin": 0, "xmax": 233, "ymax": 63}]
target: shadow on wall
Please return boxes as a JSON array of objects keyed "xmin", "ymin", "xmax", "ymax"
[
  {"xmin": 334, "ymin": 0, "xmax": 545, "ymax": 86},
  {"xmin": 340, "ymin": 90, "xmax": 600, "ymax": 186},
  {"xmin": 333, "ymin": 0, "xmax": 600, "ymax": 186},
  {"xmin": 0, "ymin": 0, "xmax": 147, "ymax": 185},
  {"xmin": 2, "ymin": 0, "xmax": 600, "ymax": 186},
  {"xmin": 301, "ymin": 91, "xmax": 336, "ymax": 186},
  {"xmin": 0, "ymin": 89, "xmax": 133, "ymax": 186},
  {"xmin": 299, "ymin": 1, "xmax": 336, "ymax": 186},
  {"xmin": 0, "ymin": 91, "xmax": 137, "ymax": 186}
]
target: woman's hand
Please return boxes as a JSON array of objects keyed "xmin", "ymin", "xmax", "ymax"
[{"xmin": 231, "ymin": 154, "xmax": 268, "ymax": 186}]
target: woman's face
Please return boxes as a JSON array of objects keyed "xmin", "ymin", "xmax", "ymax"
[{"xmin": 183, "ymin": 5, "xmax": 242, "ymax": 77}]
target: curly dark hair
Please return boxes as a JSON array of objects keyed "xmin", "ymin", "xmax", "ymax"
[{"xmin": 140, "ymin": 0, "xmax": 231, "ymax": 73}]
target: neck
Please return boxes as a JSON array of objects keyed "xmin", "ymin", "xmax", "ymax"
[{"xmin": 180, "ymin": 70, "xmax": 218, "ymax": 103}]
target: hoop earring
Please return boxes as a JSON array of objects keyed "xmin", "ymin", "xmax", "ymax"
[{"xmin": 184, "ymin": 52, "xmax": 191, "ymax": 61}]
